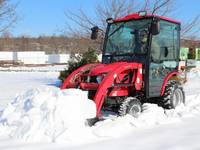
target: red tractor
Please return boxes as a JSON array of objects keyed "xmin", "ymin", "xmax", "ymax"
[{"xmin": 61, "ymin": 12, "xmax": 185, "ymax": 125}]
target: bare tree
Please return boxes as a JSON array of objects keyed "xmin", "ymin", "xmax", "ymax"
[
  {"xmin": 65, "ymin": 0, "xmax": 200, "ymax": 40},
  {"xmin": 181, "ymin": 15, "xmax": 200, "ymax": 39},
  {"xmin": 64, "ymin": 0, "xmax": 175, "ymax": 35},
  {"xmin": 0, "ymin": 0, "xmax": 17, "ymax": 34}
]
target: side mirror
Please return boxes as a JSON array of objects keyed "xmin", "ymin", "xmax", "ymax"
[
  {"xmin": 151, "ymin": 17, "xmax": 160, "ymax": 35},
  {"xmin": 106, "ymin": 18, "xmax": 114, "ymax": 24},
  {"xmin": 91, "ymin": 26, "xmax": 99, "ymax": 40}
]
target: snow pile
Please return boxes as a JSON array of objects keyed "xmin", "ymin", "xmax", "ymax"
[
  {"xmin": 93, "ymin": 104, "xmax": 179, "ymax": 138},
  {"xmin": 0, "ymin": 68, "xmax": 200, "ymax": 145},
  {"xmin": 93, "ymin": 102, "xmax": 200, "ymax": 139},
  {"xmin": 92, "ymin": 69, "xmax": 200, "ymax": 138},
  {"xmin": 0, "ymin": 87, "xmax": 96, "ymax": 142}
]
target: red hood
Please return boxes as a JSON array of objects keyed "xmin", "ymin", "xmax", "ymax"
[{"xmin": 89, "ymin": 62, "xmax": 127, "ymax": 76}]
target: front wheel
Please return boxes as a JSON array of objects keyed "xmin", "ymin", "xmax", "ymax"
[
  {"xmin": 119, "ymin": 97, "xmax": 142, "ymax": 117},
  {"xmin": 161, "ymin": 80, "xmax": 185, "ymax": 109}
]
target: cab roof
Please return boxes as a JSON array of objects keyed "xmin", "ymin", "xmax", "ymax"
[{"xmin": 114, "ymin": 13, "xmax": 180, "ymax": 25}]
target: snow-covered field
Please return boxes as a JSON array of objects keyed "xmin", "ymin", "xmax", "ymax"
[{"xmin": 0, "ymin": 67, "xmax": 200, "ymax": 150}]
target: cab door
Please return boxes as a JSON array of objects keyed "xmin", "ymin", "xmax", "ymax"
[{"xmin": 149, "ymin": 20, "xmax": 180, "ymax": 97}]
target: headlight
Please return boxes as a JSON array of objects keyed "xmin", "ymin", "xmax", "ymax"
[
  {"xmin": 87, "ymin": 76, "xmax": 90, "ymax": 82},
  {"xmin": 96, "ymin": 76, "xmax": 103, "ymax": 83}
]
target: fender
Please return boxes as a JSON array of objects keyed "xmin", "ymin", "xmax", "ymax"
[
  {"xmin": 61, "ymin": 63, "xmax": 101, "ymax": 89},
  {"xmin": 160, "ymin": 71, "xmax": 180, "ymax": 96}
]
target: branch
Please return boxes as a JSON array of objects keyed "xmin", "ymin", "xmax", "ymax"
[
  {"xmin": 152, "ymin": 0, "xmax": 171, "ymax": 14},
  {"xmin": 181, "ymin": 15, "xmax": 200, "ymax": 38},
  {"xmin": 0, "ymin": 0, "xmax": 18, "ymax": 34}
]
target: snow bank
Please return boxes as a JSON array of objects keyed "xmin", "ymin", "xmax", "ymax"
[
  {"xmin": 0, "ymin": 87, "xmax": 96, "ymax": 142},
  {"xmin": 92, "ymin": 69, "xmax": 200, "ymax": 138},
  {"xmin": 93, "ymin": 102, "xmax": 200, "ymax": 139},
  {"xmin": 0, "ymin": 68, "xmax": 200, "ymax": 144}
]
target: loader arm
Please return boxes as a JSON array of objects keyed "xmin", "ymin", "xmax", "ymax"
[{"xmin": 61, "ymin": 63, "xmax": 101, "ymax": 89}]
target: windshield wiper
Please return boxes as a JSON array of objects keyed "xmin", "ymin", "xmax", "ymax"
[{"xmin": 108, "ymin": 23, "xmax": 125, "ymax": 38}]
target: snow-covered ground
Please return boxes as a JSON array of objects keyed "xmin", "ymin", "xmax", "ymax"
[{"xmin": 0, "ymin": 67, "xmax": 200, "ymax": 150}]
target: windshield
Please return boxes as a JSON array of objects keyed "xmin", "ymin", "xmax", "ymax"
[{"xmin": 104, "ymin": 19, "xmax": 151, "ymax": 56}]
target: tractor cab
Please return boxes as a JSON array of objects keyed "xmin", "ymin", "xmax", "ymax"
[{"xmin": 92, "ymin": 12, "xmax": 181, "ymax": 98}]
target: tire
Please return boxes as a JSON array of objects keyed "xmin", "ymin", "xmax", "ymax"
[
  {"xmin": 119, "ymin": 97, "xmax": 142, "ymax": 117},
  {"xmin": 161, "ymin": 80, "xmax": 185, "ymax": 109}
]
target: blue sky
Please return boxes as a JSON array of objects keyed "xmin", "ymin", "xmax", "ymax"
[{"xmin": 10, "ymin": 0, "xmax": 200, "ymax": 37}]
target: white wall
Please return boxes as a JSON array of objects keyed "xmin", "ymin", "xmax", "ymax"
[
  {"xmin": 98, "ymin": 54, "xmax": 102, "ymax": 62},
  {"xmin": 0, "ymin": 51, "xmax": 103, "ymax": 64},
  {"xmin": 47, "ymin": 54, "xmax": 70, "ymax": 64},
  {"xmin": 0, "ymin": 52, "xmax": 14, "ymax": 61},
  {"xmin": 59, "ymin": 54, "xmax": 70, "ymax": 63},
  {"xmin": 17, "ymin": 51, "xmax": 47, "ymax": 64}
]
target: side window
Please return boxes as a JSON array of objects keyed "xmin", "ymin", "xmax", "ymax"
[{"xmin": 151, "ymin": 21, "xmax": 179, "ymax": 63}]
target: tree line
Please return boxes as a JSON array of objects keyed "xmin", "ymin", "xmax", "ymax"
[{"xmin": 0, "ymin": 36, "xmax": 99, "ymax": 54}]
